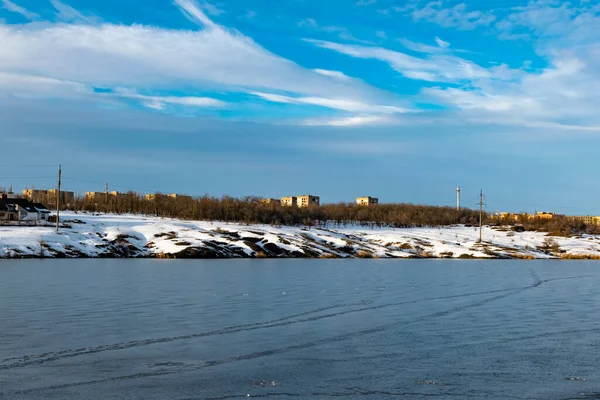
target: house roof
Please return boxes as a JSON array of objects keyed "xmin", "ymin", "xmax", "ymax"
[{"xmin": 0, "ymin": 198, "xmax": 49, "ymax": 213}]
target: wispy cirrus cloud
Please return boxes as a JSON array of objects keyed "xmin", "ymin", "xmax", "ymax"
[
  {"xmin": 299, "ymin": 115, "xmax": 393, "ymax": 127},
  {"xmin": 402, "ymin": 0, "xmax": 600, "ymax": 129},
  {"xmin": 111, "ymin": 89, "xmax": 227, "ymax": 110},
  {"xmin": 297, "ymin": 17, "xmax": 373, "ymax": 44},
  {"xmin": 312, "ymin": 69, "xmax": 353, "ymax": 81},
  {"xmin": 399, "ymin": 37, "xmax": 450, "ymax": 54},
  {"xmin": 306, "ymin": 38, "xmax": 492, "ymax": 83},
  {"xmin": 50, "ymin": 0, "xmax": 97, "ymax": 23},
  {"xmin": 307, "ymin": 0, "xmax": 600, "ymax": 132},
  {"xmin": 1, "ymin": 0, "xmax": 38, "ymax": 20},
  {"xmin": 402, "ymin": 1, "xmax": 496, "ymax": 30},
  {"xmin": 250, "ymin": 91, "xmax": 412, "ymax": 114},
  {"xmin": 0, "ymin": 0, "xmax": 404, "ymax": 122}
]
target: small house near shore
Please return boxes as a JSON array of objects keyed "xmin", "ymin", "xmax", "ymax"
[{"xmin": 0, "ymin": 194, "xmax": 51, "ymax": 222}]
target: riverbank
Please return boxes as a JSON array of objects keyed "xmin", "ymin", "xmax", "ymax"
[{"xmin": 1, "ymin": 212, "xmax": 599, "ymax": 259}]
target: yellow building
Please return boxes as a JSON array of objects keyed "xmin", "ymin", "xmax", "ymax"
[
  {"xmin": 109, "ymin": 191, "xmax": 130, "ymax": 200},
  {"xmin": 48, "ymin": 189, "xmax": 74, "ymax": 204},
  {"xmin": 86, "ymin": 191, "xmax": 125, "ymax": 200},
  {"xmin": 568, "ymin": 216, "xmax": 600, "ymax": 225},
  {"xmin": 260, "ymin": 198, "xmax": 281, "ymax": 205},
  {"xmin": 86, "ymin": 191, "xmax": 108, "ymax": 200},
  {"xmin": 356, "ymin": 196, "xmax": 379, "ymax": 206},
  {"xmin": 22, "ymin": 189, "xmax": 48, "ymax": 201},
  {"xmin": 500, "ymin": 212, "xmax": 531, "ymax": 222},
  {"xmin": 23, "ymin": 189, "xmax": 74, "ymax": 203},
  {"xmin": 297, "ymin": 195, "xmax": 320, "ymax": 208},
  {"xmin": 169, "ymin": 193, "xmax": 192, "ymax": 200},
  {"xmin": 536, "ymin": 211, "xmax": 559, "ymax": 220},
  {"xmin": 281, "ymin": 196, "xmax": 297, "ymax": 207}
]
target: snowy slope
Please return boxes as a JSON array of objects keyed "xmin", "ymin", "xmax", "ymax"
[{"xmin": 1, "ymin": 212, "xmax": 600, "ymax": 259}]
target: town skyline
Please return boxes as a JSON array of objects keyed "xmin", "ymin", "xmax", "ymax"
[{"xmin": 0, "ymin": 181, "xmax": 596, "ymax": 217}]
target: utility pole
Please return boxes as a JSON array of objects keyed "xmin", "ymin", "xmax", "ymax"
[
  {"xmin": 478, "ymin": 190, "xmax": 483, "ymax": 243},
  {"xmin": 456, "ymin": 186, "xmax": 461, "ymax": 210},
  {"xmin": 56, "ymin": 165, "xmax": 61, "ymax": 233}
]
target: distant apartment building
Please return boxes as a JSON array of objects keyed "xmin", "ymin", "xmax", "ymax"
[
  {"xmin": 500, "ymin": 211, "xmax": 564, "ymax": 222},
  {"xmin": 109, "ymin": 191, "xmax": 124, "ymax": 199},
  {"xmin": 86, "ymin": 191, "xmax": 127, "ymax": 201},
  {"xmin": 296, "ymin": 195, "xmax": 320, "ymax": 208},
  {"xmin": 260, "ymin": 198, "xmax": 281, "ymax": 205},
  {"xmin": 169, "ymin": 193, "xmax": 192, "ymax": 200},
  {"xmin": 568, "ymin": 216, "xmax": 600, "ymax": 225},
  {"xmin": 86, "ymin": 191, "xmax": 108, "ymax": 201},
  {"xmin": 49, "ymin": 189, "xmax": 74, "ymax": 204},
  {"xmin": 281, "ymin": 196, "xmax": 297, "ymax": 207},
  {"xmin": 281, "ymin": 195, "xmax": 320, "ymax": 208},
  {"xmin": 500, "ymin": 212, "xmax": 520, "ymax": 222},
  {"xmin": 23, "ymin": 189, "xmax": 74, "ymax": 203},
  {"xmin": 22, "ymin": 189, "xmax": 48, "ymax": 201},
  {"xmin": 356, "ymin": 196, "xmax": 379, "ymax": 206},
  {"xmin": 536, "ymin": 211, "xmax": 560, "ymax": 220}
]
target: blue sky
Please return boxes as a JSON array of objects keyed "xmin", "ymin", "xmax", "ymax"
[{"xmin": 1, "ymin": 0, "xmax": 600, "ymax": 214}]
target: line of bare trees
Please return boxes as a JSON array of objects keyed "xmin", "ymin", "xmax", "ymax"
[
  {"xmin": 32, "ymin": 192, "xmax": 484, "ymax": 228},
  {"xmin": 493, "ymin": 213, "xmax": 600, "ymax": 235},
  {"xmin": 27, "ymin": 191, "xmax": 600, "ymax": 233}
]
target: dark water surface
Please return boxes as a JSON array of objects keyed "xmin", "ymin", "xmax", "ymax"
[{"xmin": 1, "ymin": 259, "xmax": 599, "ymax": 399}]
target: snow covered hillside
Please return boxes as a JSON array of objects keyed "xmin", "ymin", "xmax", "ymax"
[{"xmin": 1, "ymin": 212, "xmax": 600, "ymax": 259}]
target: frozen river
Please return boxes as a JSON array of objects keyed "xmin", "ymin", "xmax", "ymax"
[{"xmin": 1, "ymin": 259, "xmax": 599, "ymax": 399}]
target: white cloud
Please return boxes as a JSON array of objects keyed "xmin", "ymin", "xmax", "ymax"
[
  {"xmin": 300, "ymin": 115, "xmax": 391, "ymax": 127},
  {"xmin": 297, "ymin": 17, "xmax": 373, "ymax": 44},
  {"xmin": 376, "ymin": 30, "xmax": 387, "ymax": 39},
  {"xmin": 435, "ymin": 37, "xmax": 449, "ymax": 48},
  {"xmin": 0, "ymin": 72, "xmax": 88, "ymax": 98},
  {"xmin": 174, "ymin": 0, "xmax": 217, "ymax": 29},
  {"xmin": 0, "ymin": 0, "xmax": 398, "ymax": 116},
  {"xmin": 305, "ymin": 0, "xmax": 600, "ymax": 131},
  {"xmin": 313, "ymin": 69, "xmax": 352, "ymax": 81},
  {"xmin": 414, "ymin": 1, "xmax": 600, "ymax": 130},
  {"xmin": 297, "ymin": 18, "xmax": 318, "ymax": 29},
  {"xmin": 399, "ymin": 38, "xmax": 447, "ymax": 54},
  {"xmin": 1, "ymin": 0, "xmax": 38, "ymax": 20},
  {"xmin": 198, "ymin": 1, "xmax": 224, "ymax": 16},
  {"xmin": 250, "ymin": 91, "xmax": 411, "ymax": 114},
  {"xmin": 112, "ymin": 89, "xmax": 227, "ymax": 109},
  {"xmin": 356, "ymin": 0, "xmax": 377, "ymax": 6},
  {"xmin": 307, "ymin": 39, "xmax": 491, "ymax": 82},
  {"xmin": 50, "ymin": 0, "xmax": 96, "ymax": 23},
  {"xmin": 493, "ymin": 0, "xmax": 600, "ymax": 47},
  {"xmin": 408, "ymin": 1, "xmax": 496, "ymax": 30},
  {"xmin": 423, "ymin": 53, "xmax": 600, "ymax": 129}
]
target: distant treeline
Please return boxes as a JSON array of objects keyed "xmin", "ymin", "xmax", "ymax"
[
  {"xmin": 494, "ymin": 214, "xmax": 600, "ymax": 235},
  {"xmin": 37, "ymin": 193, "xmax": 484, "ymax": 227},
  {"xmin": 34, "ymin": 192, "xmax": 600, "ymax": 233}
]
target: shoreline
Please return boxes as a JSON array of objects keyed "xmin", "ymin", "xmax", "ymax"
[{"xmin": 2, "ymin": 212, "xmax": 600, "ymax": 260}]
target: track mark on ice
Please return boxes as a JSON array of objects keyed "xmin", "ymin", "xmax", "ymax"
[{"xmin": 11, "ymin": 273, "xmax": 583, "ymax": 395}]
